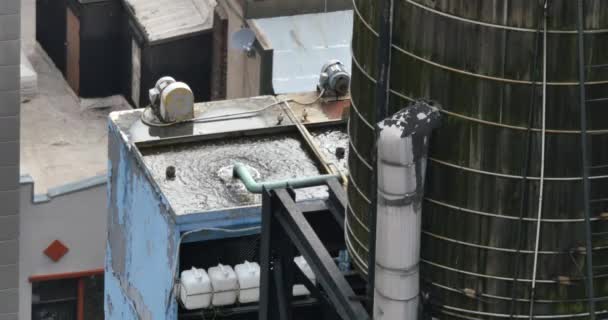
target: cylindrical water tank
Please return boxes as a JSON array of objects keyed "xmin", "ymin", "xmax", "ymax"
[{"xmin": 346, "ymin": 0, "xmax": 608, "ymax": 318}]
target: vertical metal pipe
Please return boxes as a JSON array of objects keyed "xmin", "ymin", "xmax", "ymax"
[
  {"xmin": 528, "ymin": 3, "xmax": 549, "ymax": 317},
  {"xmin": 368, "ymin": 0, "xmax": 394, "ymax": 307},
  {"xmin": 373, "ymin": 102, "xmax": 440, "ymax": 319},
  {"xmin": 576, "ymin": 0, "xmax": 597, "ymax": 318},
  {"xmin": 509, "ymin": 3, "xmax": 544, "ymax": 317}
]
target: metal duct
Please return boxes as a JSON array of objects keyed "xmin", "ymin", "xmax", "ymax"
[{"xmin": 373, "ymin": 102, "xmax": 440, "ymax": 319}]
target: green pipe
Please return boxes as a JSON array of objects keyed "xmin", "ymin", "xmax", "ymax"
[{"xmin": 232, "ymin": 163, "xmax": 340, "ymax": 194}]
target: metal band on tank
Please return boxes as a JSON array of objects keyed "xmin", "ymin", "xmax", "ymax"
[
  {"xmin": 391, "ymin": 45, "xmax": 608, "ymax": 86},
  {"xmin": 344, "ymin": 216, "xmax": 370, "ymax": 278},
  {"xmin": 350, "ymin": 63, "xmax": 608, "ymax": 134},
  {"xmin": 351, "ymin": 49, "xmax": 378, "ymax": 85},
  {"xmin": 425, "ymin": 198, "xmax": 605, "ymax": 223},
  {"xmin": 345, "ymin": 228, "xmax": 369, "ymax": 276},
  {"xmin": 430, "ymin": 157, "xmax": 608, "ymax": 181},
  {"xmin": 346, "ymin": 126, "xmax": 373, "ymax": 172},
  {"xmin": 347, "ymin": 171, "xmax": 371, "ymax": 204},
  {"xmin": 422, "ymin": 231, "xmax": 608, "ymax": 254},
  {"xmin": 348, "ymin": 95, "xmax": 376, "ymax": 131},
  {"xmin": 346, "ymin": 204, "xmax": 370, "ymax": 233},
  {"xmin": 353, "ymin": 0, "xmax": 608, "ymax": 37},
  {"xmin": 351, "ymin": 0, "xmax": 379, "ymax": 36},
  {"xmin": 353, "ymin": 2, "xmax": 608, "ymax": 86},
  {"xmin": 432, "ymin": 108, "xmax": 608, "ymax": 134},
  {"xmin": 426, "ymin": 279, "xmax": 608, "ymax": 304},
  {"xmin": 344, "ymin": 215, "xmax": 371, "ymax": 267},
  {"xmin": 421, "ymin": 259, "xmax": 608, "ymax": 283},
  {"xmin": 353, "ymin": 0, "xmax": 608, "ymax": 36},
  {"xmin": 345, "ymin": 214, "xmax": 369, "ymax": 250},
  {"xmin": 440, "ymin": 304, "xmax": 606, "ymax": 319},
  {"xmin": 404, "ymin": 0, "xmax": 608, "ymax": 35}
]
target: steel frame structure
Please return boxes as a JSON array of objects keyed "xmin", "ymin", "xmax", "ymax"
[{"xmin": 258, "ymin": 179, "xmax": 370, "ymax": 320}]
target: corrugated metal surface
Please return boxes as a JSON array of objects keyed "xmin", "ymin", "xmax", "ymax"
[
  {"xmin": 125, "ymin": 0, "xmax": 215, "ymax": 43},
  {"xmin": 251, "ymin": 10, "xmax": 353, "ymax": 94}
]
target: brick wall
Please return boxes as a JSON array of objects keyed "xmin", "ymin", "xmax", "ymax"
[{"xmin": 0, "ymin": 0, "xmax": 20, "ymax": 318}]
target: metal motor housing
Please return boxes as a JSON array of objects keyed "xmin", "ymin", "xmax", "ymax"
[
  {"xmin": 319, "ymin": 60, "xmax": 350, "ymax": 96},
  {"xmin": 148, "ymin": 76, "xmax": 194, "ymax": 123}
]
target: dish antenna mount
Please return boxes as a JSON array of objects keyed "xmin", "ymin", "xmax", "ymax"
[{"xmin": 230, "ymin": 28, "xmax": 256, "ymax": 57}]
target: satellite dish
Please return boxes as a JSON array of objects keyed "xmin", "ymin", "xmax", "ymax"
[{"xmin": 230, "ymin": 28, "xmax": 256, "ymax": 53}]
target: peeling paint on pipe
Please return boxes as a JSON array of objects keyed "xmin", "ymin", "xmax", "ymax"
[{"xmin": 373, "ymin": 101, "xmax": 440, "ymax": 320}]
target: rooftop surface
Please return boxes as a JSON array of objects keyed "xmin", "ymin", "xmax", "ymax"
[
  {"xmin": 110, "ymin": 93, "xmax": 350, "ymax": 216},
  {"xmin": 20, "ymin": 46, "xmax": 130, "ymax": 193},
  {"xmin": 250, "ymin": 10, "xmax": 353, "ymax": 94},
  {"xmin": 125, "ymin": 0, "xmax": 216, "ymax": 43}
]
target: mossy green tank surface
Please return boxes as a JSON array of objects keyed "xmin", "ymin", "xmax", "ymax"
[{"xmin": 346, "ymin": 0, "xmax": 608, "ymax": 318}]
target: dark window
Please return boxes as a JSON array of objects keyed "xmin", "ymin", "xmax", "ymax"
[
  {"xmin": 31, "ymin": 275, "xmax": 104, "ymax": 320},
  {"xmin": 32, "ymin": 279, "xmax": 77, "ymax": 320},
  {"xmin": 84, "ymin": 275, "xmax": 104, "ymax": 320}
]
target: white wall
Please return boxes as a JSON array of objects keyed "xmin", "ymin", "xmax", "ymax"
[{"xmin": 18, "ymin": 176, "xmax": 107, "ymax": 320}]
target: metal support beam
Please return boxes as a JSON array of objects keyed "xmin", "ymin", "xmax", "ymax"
[
  {"xmin": 259, "ymin": 187, "xmax": 370, "ymax": 320},
  {"xmin": 370, "ymin": 0, "xmax": 395, "ymax": 308},
  {"xmin": 326, "ymin": 178, "xmax": 347, "ymax": 229}
]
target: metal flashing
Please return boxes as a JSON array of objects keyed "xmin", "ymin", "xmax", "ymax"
[
  {"xmin": 123, "ymin": 0, "xmax": 216, "ymax": 44},
  {"xmin": 20, "ymin": 174, "xmax": 106, "ymax": 204}
]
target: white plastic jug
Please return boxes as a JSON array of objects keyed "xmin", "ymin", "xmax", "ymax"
[
  {"xmin": 208, "ymin": 263, "xmax": 238, "ymax": 306},
  {"xmin": 179, "ymin": 267, "xmax": 212, "ymax": 310},
  {"xmin": 235, "ymin": 261, "xmax": 261, "ymax": 303}
]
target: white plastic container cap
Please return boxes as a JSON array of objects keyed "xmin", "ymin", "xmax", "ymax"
[
  {"xmin": 293, "ymin": 256, "xmax": 316, "ymax": 296},
  {"xmin": 179, "ymin": 267, "xmax": 212, "ymax": 310},
  {"xmin": 208, "ymin": 264, "xmax": 239, "ymax": 306},
  {"xmin": 235, "ymin": 261, "xmax": 261, "ymax": 304}
]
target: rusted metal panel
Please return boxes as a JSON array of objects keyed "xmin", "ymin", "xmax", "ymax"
[{"xmin": 66, "ymin": 7, "xmax": 80, "ymax": 95}]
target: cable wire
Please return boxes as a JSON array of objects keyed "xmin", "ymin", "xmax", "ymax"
[
  {"xmin": 528, "ymin": 2, "xmax": 549, "ymax": 317},
  {"xmin": 290, "ymin": 89, "xmax": 326, "ymax": 106},
  {"xmin": 140, "ymin": 90, "xmax": 326, "ymax": 128},
  {"xmin": 140, "ymin": 100, "xmax": 284, "ymax": 127},
  {"xmin": 507, "ymin": 4, "xmax": 545, "ymax": 315}
]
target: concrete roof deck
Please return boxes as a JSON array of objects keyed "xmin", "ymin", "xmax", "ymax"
[{"xmin": 20, "ymin": 46, "xmax": 131, "ymax": 194}]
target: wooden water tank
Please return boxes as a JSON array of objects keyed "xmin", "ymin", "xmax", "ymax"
[{"xmin": 347, "ymin": 0, "xmax": 608, "ymax": 318}]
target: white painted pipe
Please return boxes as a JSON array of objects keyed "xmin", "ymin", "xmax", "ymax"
[{"xmin": 373, "ymin": 102, "xmax": 440, "ymax": 320}]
